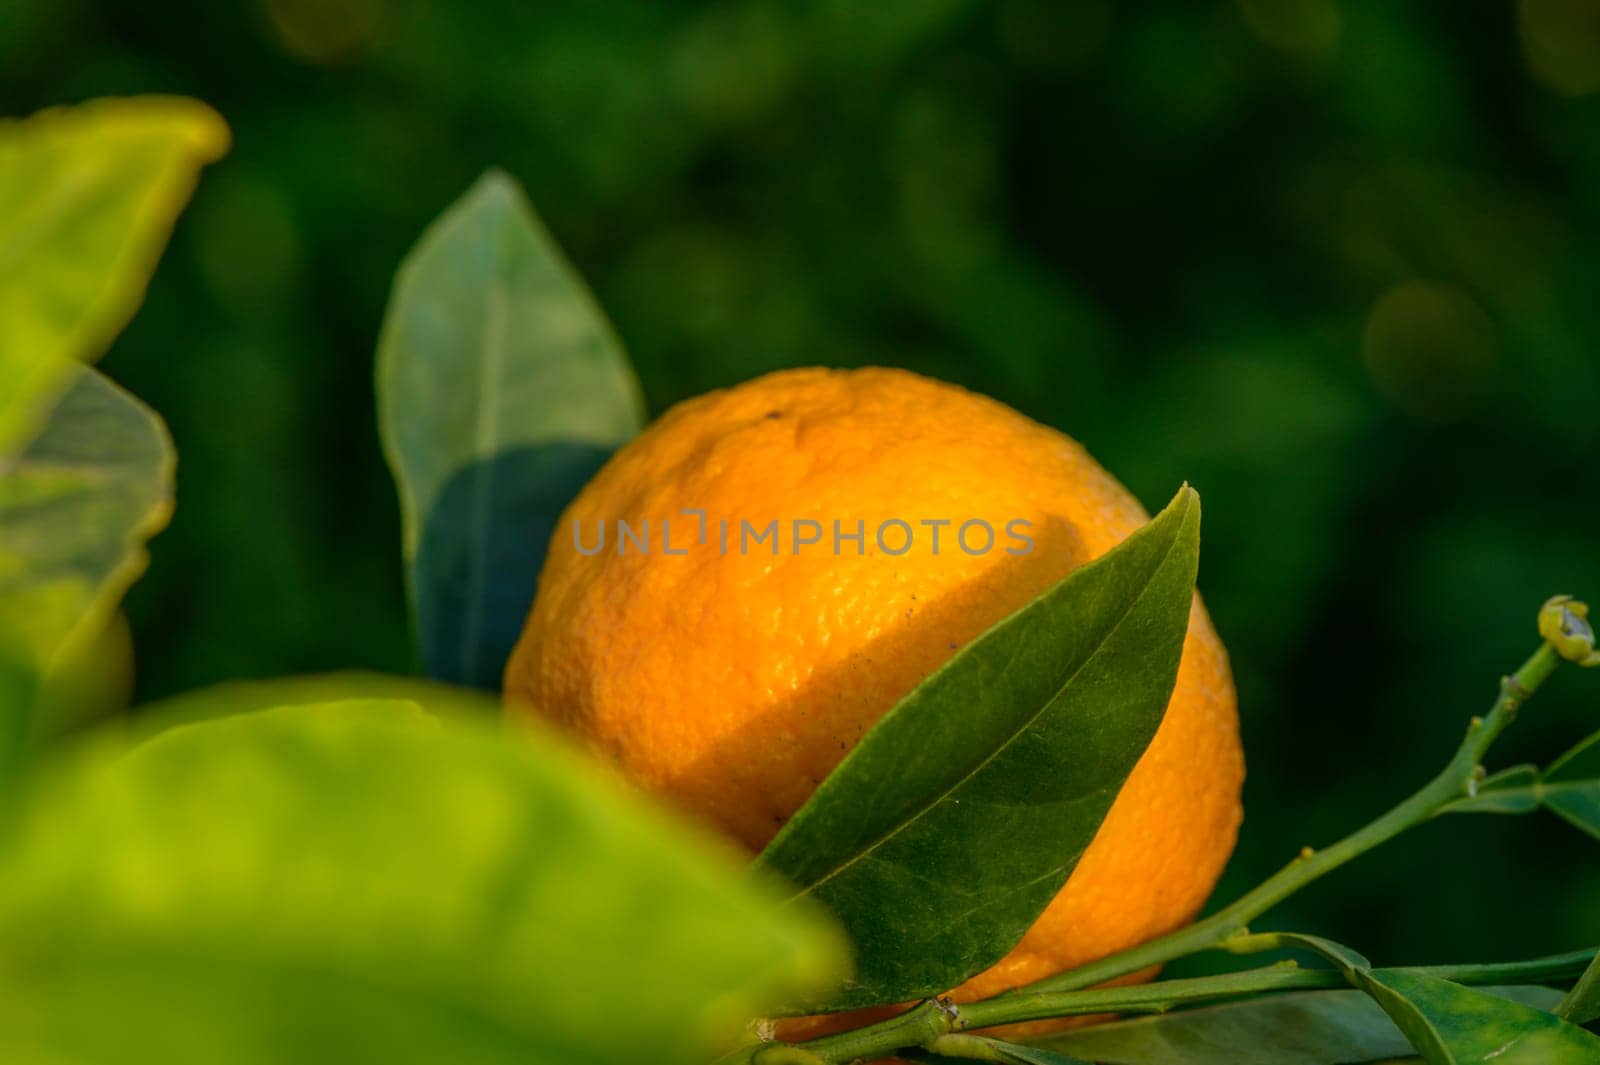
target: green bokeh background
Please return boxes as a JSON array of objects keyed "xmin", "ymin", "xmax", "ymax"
[{"xmin": 6, "ymin": 0, "xmax": 1599, "ymax": 971}]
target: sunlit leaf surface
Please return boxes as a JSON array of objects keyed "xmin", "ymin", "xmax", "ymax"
[
  {"xmin": 0, "ymin": 697, "xmax": 848, "ymax": 1065},
  {"xmin": 0, "ymin": 96, "xmax": 227, "ymax": 456}
]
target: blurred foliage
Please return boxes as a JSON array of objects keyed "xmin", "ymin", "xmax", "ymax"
[
  {"xmin": 4, "ymin": 0, "xmax": 1598, "ymax": 968},
  {"xmin": 0, "ymin": 369, "xmax": 167, "ymax": 773},
  {"xmin": 0, "ymin": 697, "xmax": 848, "ymax": 1063},
  {"xmin": 0, "ymin": 96, "xmax": 225, "ymax": 454}
]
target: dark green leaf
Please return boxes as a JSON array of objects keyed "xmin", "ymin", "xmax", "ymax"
[
  {"xmin": 0, "ymin": 697, "xmax": 848, "ymax": 1065},
  {"xmin": 1356, "ymin": 969, "xmax": 1600, "ymax": 1063},
  {"xmin": 0, "ymin": 367, "xmax": 173, "ymax": 774},
  {"xmin": 1543, "ymin": 782, "xmax": 1600, "ymax": 841},
  {"xmin": 377, "ymin": 169, "xmax": 645, "ymax": 690},
  {"xmin": 0, "ymin": 97, "xmax": 227, "ymax": 456},
  {"xmin": 757, "ymin": 487, "xmax": 1200, "ymax": 1010},
  {"xmin": 1029, "ymin": 985, "xmax": 1565, "ymax": 1065},
  {"xmin": 1544, "ymin": 730, "xmax": 1600, "ymax": 840},
  {"xmin": 1558, "ymin": 952, "xmax": 1600, "ymax": 1026}
]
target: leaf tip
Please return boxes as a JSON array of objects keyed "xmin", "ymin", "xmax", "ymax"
[
  {"xmin": 1161, "ymin": 482, "xmax": 1201, "ymax": 532},
  {"xmin": 467, "ymin": 166, "xmax": 528, "ymax": 212}
]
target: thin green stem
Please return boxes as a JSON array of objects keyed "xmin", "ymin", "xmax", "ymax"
[
  {"xmin": 957, "ymin": 948, "xmax": 1594, "ymax": 1030},
  {"xmin": 748, "ymin": 641, "xmax": 1571, "ymax": 1064},
  {"xmin": 923, "ymin": 1034, "xmax": 1011, "ymax": 1061},
  {"xmin": 787, "ymin": 999, "xmax": 955, "ymax": 1063},
  {"xmin": 1019, "ymin": 642, "xmax": 1562, "ymax": 996},
  {"xmin": 774, "ymin": 949, "xmax": 1593, "ymax": 1062}
]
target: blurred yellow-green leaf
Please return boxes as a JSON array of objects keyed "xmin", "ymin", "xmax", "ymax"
[
  {"xmin": 0, "ymin": 696, "xmax": 849, "ymax": 1065},
  {"xmin": 31, "ymin": 610, "xmax": 135, "ymax": 737},
  {"xmin": 0, "ymin": 367, "xmax": 172, "ymax": 774},
  {"xmin": 0, "ymin": 96, "xmax": 227, "ymax": 457}
]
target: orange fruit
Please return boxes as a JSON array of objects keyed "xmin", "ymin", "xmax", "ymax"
[{"xmin": 504, "ymin": 366, "xmax": 1243, "ymax": 1031}]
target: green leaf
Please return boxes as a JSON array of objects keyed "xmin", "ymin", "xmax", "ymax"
[
  {"xmin": 0, "ymin": 696, "xmax": 849, "ymax": 1065},
  {"xmin": 0, "ymin": 366, "xmax": 173, "ymax": 774},
  {"xmin": 1258, "ymin": 932, "xmax": 1372, "ymax": 975},
  {"xmin": 1558, "ymin": 951, "xmax": 1600, "ymax": 1026},
  {"xmin": 377, "ymin": 168, "xmax": 645, "ymax": 691},
  {"xmin": 1544, "ymin": 729, "xmax": 1600, "ymax": 840},
  {"xmin": 1444, "ymin": 732, "xmax": 1600, "ymax": 840},
  {"xmin": 973, "ymin": 1044, "xmax": 1088, "ymax": 1065},
  {"xmin": 1356, "ymin": 969, "xmax": 1600, "ymax": 1064},
  {"xmin": 0, "ymin": 649, "xmax": 36, "ymax": 777},
  {"xmin": 0, "ymin": 96, "xmax": 227, "ymax": 457},
  {"xmin": 1029, "ymin": 985, "xmax": 1566, "ymax": 1065},
  {"xmin": 911, "ymin": 1035, "xmax": 1090, "ymax": 1064},
  {"xmin": 757, "ymin": 487, "xmax": 1201, "ymax": 1010},
  {"xmin": 1229, "ymin": 934, "xmax": 1600, "ymax": 1063},
  {"xmin": 131, "ymin": 669, "xmax": 475, "ymax": 734}
]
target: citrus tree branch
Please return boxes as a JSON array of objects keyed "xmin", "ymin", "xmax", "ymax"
[
  {"xmin": 770, "ymin": 950, "xmax": 1594, "ymax": 1062},
  {"xmin": 744, "ymin": 633, "xmax": 1578, "ymax": 1064},
  {"xmin": 1016, "ymin": 641, "xmax": 1562, "ymax": 997}
]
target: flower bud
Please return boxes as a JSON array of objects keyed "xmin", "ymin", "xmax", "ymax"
[{"xmin": 1538, "ymin": 595, "xmax": 1600, "ymax": 667}]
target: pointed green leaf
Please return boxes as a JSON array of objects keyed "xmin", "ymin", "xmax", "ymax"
[
  {"xmin": 1229, "ymin": 934, "xmax": 1600, "ymax": 1063},
  {"xmin": 757, "ymin": 487, "xmax": 1201, "ymax": 1010},
  {"xmin": 1543, "ymin": 782, "xmax": 1600, "ymax": 841},
  {"xmin": 0, "ymin": 96, "xmax": 227, "ymax": 456},
  {"xmin": 0, "ymin": 366, "xmax": 173, "ymax": 774},
  {"xmin": 1560, "ymin": 952, "xmax": 1600, "ymax": 1026},
  {"xmin": 0, "ymin": 696, "xmax": 848, "ymax": 1065},
  {"xmin": 1256, "ymin": 932, "xmax": 1372, "ymax": 976},
  {"xmin": 1445, "ymin": 733, "xmax": 1600, "ymax": 839},
  {"xmin": 378, "ymin": 169, "xmax": 644, "ymax": 691},
  {"xmin": 1029, "ymin": 986, "xmax": 1566, "ymax": 1065},
  {"xmin": 1356, "ymin": 969, "xmax": 1600, "ymax": 1064},
  {"xmin": 1545, "ymin": 730, "xmax": 1600, "ymax": 840}
]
